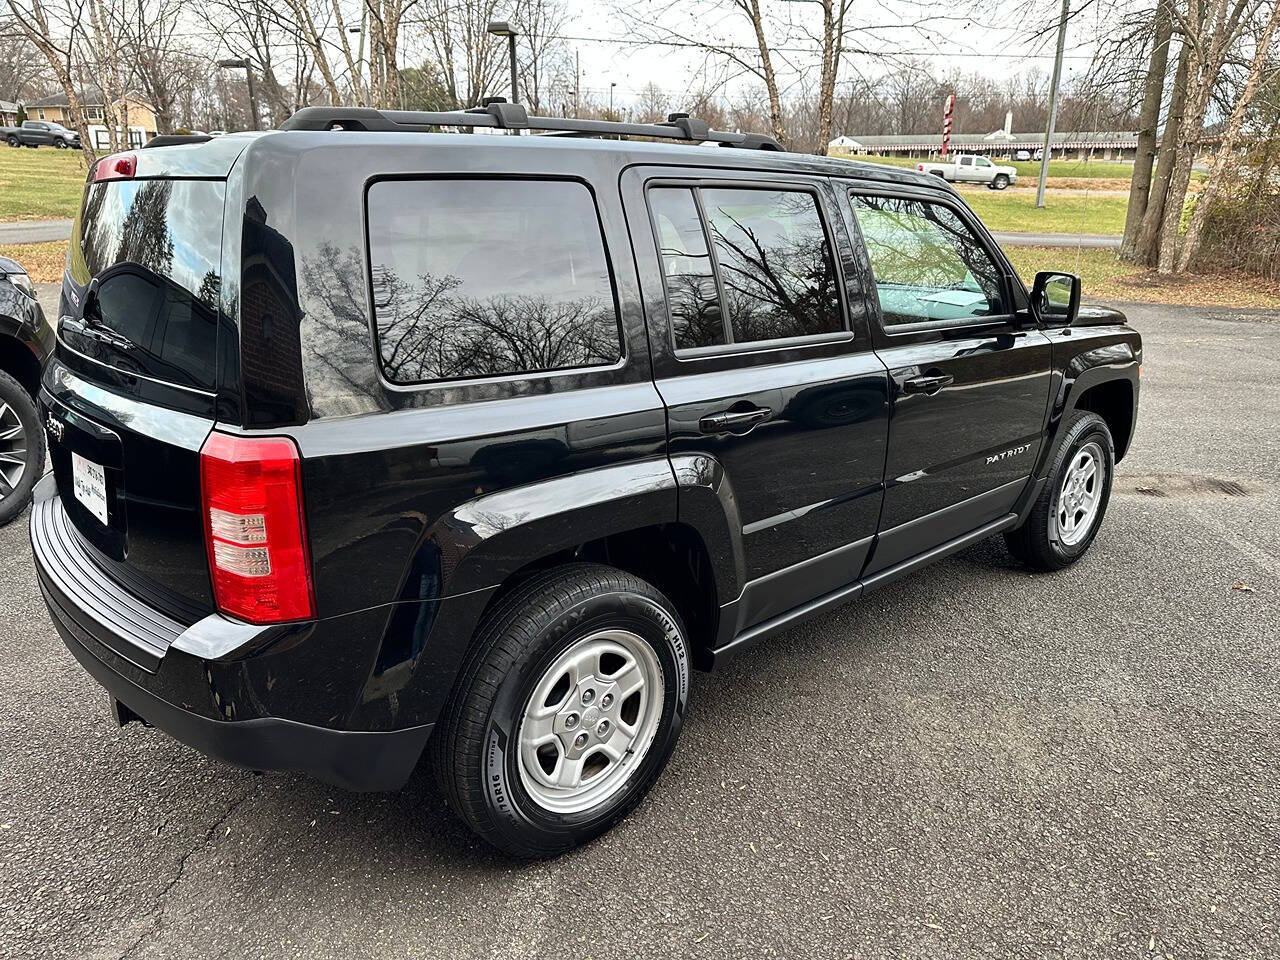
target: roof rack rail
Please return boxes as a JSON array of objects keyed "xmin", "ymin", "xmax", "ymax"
[{"xmin": 279, "ymin": 102, "xmax": 784, "ymax": 152}]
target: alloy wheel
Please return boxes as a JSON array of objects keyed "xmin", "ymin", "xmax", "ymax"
[
  {"xmin": 1056, "ymin": 440, "xmax": 1105, "ymax": 546},
  {"xmin": 516, "ymin": 628, "xmax": 664, "ymax": 815}
]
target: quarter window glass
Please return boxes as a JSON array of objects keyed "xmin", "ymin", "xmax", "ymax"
[
  {"xmin": 700, "ymin": 188, "xmax": 842, "ymax": 344},
  {"xmin": 851, "ymin": 195, "xmax": 1005, "ymax": 326},
  {"xmin": 367, "ymin": 179, "xmax": 622, "ymax": 384},
  {"xmin": 648, "ymin": 187, "xmax": 725, "ymax": 350}
]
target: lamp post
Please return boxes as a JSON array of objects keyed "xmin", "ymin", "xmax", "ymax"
[
  {"xmin": 347, "ymin": 24, "xmax": 366, "ymax": 106},
  {"xmin": 217, "ymin": 58, "xmax": 260, "ymax": 130},
  {"xmin": 609, "ymin": 81, "xmax": 617, "ymax": 117},
  {"xmin": 487, "ymin": 21, "xmax": 519, "ymax": 105}
]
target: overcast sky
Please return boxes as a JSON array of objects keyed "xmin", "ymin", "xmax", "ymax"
[{"xmin": 395, "ymin": 0, "xmax": 1118, "ymax": 109}]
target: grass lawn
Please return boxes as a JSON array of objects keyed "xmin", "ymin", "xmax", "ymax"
[
  {"xmin": 0, "ymin": 241, "xmax": 67, "ymax": 282},
  {"xmin": 962, "ymin": 190, "xmax": 1129, "ymax": 236},
  {"xmin": 1004, "ymin": 245, "xmax": 1280, "ymax": 309},
  {"xmin": 0, "ymin": 147, "xmax": 87, "ymax": 221}
]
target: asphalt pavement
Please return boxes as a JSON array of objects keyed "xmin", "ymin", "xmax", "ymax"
[
  {"xmin": 1, "ymin": 303, "xmax": 1277, "ymax": 959},
  {"xmin": 991, "ymin": 231, "xmax": 1121, "ymax": 248},
  {"xmin": 0, "ymin": 219, "xmax": 73, "ymax": 245}
]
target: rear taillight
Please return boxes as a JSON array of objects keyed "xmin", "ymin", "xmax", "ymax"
[
  {"xmin": 917, "ymin": 163, "xmax": 924, "ymax": 171},
  {"xmin": 199, "ymin": 431, "xmax": 315, "ymax": 624},
  {"xmin": 92, "ymin": 153, "xmax": 135, "ymax": 182}
]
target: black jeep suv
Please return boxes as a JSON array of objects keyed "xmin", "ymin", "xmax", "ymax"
[{"xmin": 30, "ymin": 106, "xmax": 1140, "ymax": 857}]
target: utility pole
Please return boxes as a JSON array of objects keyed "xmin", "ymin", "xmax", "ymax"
[
  {"xmin": 1037, "ymin": 0, "xmax": 1070, "ymax": 208},
  {"xmin": 575, "ymin": 49, "xmax": 580, "ymax": 118}
]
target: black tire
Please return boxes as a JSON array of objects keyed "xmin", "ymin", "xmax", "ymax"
[
  {"xmin": 6, "ymin": 137, "xmax": 18, "ymax": 148},
  {"xmin": 432, "ymin": 563, "xmax": 690, "ymax": 858},
  {"xmin": 993, "ymin": 174, "xmax": 1010, "ymax": 190},
  {"xmin": 1005, "ymin": 410, "xmax": 1114, "ymax": 571},
  {"xmin": 54, "ymin": 139, "xmax": 67, "ymax": 149},
  {"xmin": 0, "ymin": 368, "xmax": 45, "ymax": 526}
]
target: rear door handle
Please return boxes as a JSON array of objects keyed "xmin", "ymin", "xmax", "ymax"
[
  {"xmin": 699, "ymin": 406, "xmax": 772, "ymax": 434},
  {"xmin": 902, "ymin": 374, "xmax": 954, "ymax": 395}
]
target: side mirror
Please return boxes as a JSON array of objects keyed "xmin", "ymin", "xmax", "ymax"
[{"xmin": 1030, "ymin": 270, "xmax": 1080, "ymax": 326}]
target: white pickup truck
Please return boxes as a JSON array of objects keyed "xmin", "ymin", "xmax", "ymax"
[{"xmin": 917, "ymin": 154, "xmax": 1017, "ymax": 190}]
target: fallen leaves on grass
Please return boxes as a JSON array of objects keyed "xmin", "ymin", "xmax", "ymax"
[
  {"xmin": 1005, "ymin": 245, "xmax": 1280, "ymax": 309},
  {"xmin": 0, "ymin": 240, "xmax": 68, "ymax": 283}
]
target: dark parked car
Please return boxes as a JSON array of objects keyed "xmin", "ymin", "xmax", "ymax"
[
  {"xmin": 0, "ymin": 255, "xmax": 50, "ymax": 525},
  {"xmin": 30, "ymin": 107, "xmax": 1140, "ymax": 857},
  {"xmin": 2, "ymin": 120, "xmax": 81, "ymax": 149}
]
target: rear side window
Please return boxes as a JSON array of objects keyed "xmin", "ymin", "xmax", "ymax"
[
  {"xmin": 850, "ymin": 194, "xmax": 1006, "ymax": 327},
  {"xmin": 73, "ymin": 179, "xmax": 223, "ymax": 390},
  {"xmin": 648, "ymin": 184, "xmax": 843, "ymax": 351},
  {"xmin": 367, "ymin": 179, "xmax": 622, "ymax": 384}
]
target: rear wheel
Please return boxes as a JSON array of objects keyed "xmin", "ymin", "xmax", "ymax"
[
  {"xmin": 1005, "ymin": 410, "xmax": 1113, "ymax": 571},
  {"xmin": 433, "ymin": 564, "xmax": 690, "ymax": 858},
  {"xmin": 0, "ymin": 369, "xmax": 44, "ymax": 526}
]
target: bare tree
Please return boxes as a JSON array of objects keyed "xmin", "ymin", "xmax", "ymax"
[
  {"xmin": 1156, "ymin": 0, "xmax": 1266, "ymax": 273},
  {"xmin": 0, "ymin": 33, "xmax": 51, "ymax": 102},
  {"xmin": 514, "ymin": 0, "xmax": 570, "ymax": 112},
  {"xmin": 1177, "ymin": 0, "xmax": 1280, "ymax": 268},
  {"xmin": 415, "ymin": 0, "xmax": 507, "ymax": 108},
  {"xmin": 4, "ymin": 0, "xmax": 97, "ymax": 162},
  {"xmin": 1120, "ymin": 0, "xmax": 1175, "ymax": 261}
]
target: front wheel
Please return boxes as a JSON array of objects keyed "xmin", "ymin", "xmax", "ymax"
[
  {"xmin": 1005, "ymin": 410, "xmax": 1114, "ymax": 571},
  {"xmin": 54, "ymin": 139, "xmax": 67, "ymax": 149},
  {"xmin": 433, "ymin": 564, "xmax": 690, "ymax": 858},
  {"xmin": 992, "ymin": 174, "xmax": 1010, "ymax": 190},
  {"xmin": 5, "ymin": 137, "xmax": 18, "ymax": 148}
]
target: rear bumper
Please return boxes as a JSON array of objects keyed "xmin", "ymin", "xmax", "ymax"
[{"xmin": 29, "ymin": 475, "xmax": 431, "ymax": 791}]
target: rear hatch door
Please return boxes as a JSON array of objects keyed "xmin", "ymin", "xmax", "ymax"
[{"xmin": 45, "ymin": 154, "xmax": 234, "ymax": 623}]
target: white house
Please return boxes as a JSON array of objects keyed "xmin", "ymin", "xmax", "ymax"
[{"xmin": 827, "ymin": 135, "xmax": 864, "ymax": 153}]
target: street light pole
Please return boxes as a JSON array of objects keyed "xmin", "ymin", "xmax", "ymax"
[
  {"xmin": 610, "ymin": 81, "xmax": 617, "ymax": 116},
  {"xmin": 487, "ymin": 21, "xmax": 519, "ymax": 105},
  {"xmin": 217, "ymin": 58, "xmax": 260, "ymax": 130},
  {"xmin": 1036, "ymin": 0, "xmax": 1070, "ymax": 209}
]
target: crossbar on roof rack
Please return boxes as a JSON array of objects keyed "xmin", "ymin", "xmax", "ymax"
[{"xmin": 279, "ymin": 103, "xmax": 784, "ymax": 152}]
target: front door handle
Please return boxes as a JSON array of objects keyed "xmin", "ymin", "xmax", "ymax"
[
  {"xmin": 902, "ymin": 373, "xmax": 954, "ymax": 395},
  {"xmin": 699, "ymin": 405, "xmax": 772, "ymax": 434}
]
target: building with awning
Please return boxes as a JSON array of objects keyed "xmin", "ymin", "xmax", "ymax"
[{"xmin": 826, "ymin": 130, "xmax": 1214, "ymax": 161}]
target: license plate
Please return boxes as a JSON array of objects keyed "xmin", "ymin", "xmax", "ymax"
[{"xmin": 72, "ymin": 451, "xmax": 109, "ymax": 526}]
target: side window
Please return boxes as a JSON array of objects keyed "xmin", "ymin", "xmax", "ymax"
[
  {"xmin": 701, "ymin": 188, "xmax": 843, "ymax": 344},
  {"xmin": 647, "ymin": 184, "xmax": 844, "ymax": 351},
  {"xmin": 648, "ymin": 187, "xmax": 725, "ymax": 350},
  {"xmin": 850, "ymin": 194, "xmax": 1006, "ymax": 327},
  {"xmin": 366, "ymin": 179, "xmax": 622, "ymax": 384},
  {"xmin": 976, "ymin": 157, "xmax": 991, "ymax": 168},
  {"xmin": 959, "ymin": 156, "xmax": 972, "ymax": 167}
]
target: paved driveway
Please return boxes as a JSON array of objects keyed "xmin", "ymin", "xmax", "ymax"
[{"xmin": 1, "ymin": 304, "xmax": 1277, "ymax": 959}]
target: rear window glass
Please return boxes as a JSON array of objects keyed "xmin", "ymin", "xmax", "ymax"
[
  {"xmin": 367, "ymin": 178, "xmax": 622, "ymax": 384},
  {"xmin": 74, "ymin": 179, "xmax": 224, "ymax": 389}
]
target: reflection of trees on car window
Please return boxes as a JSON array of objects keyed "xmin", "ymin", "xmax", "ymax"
[
  {"xmin": 369, "ymin": 263, "xmax": 621, "ymax": 383},
  {"xmin": 82, "ymin": 181, "xmax": 176, "ymax": 277},
  {"xmin": 703, "ymin": 189, "xmax": 842, "ymax": 343}
]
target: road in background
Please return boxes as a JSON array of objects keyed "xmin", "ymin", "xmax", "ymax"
[
  {"xmin": 1, "ymin": 304, "xmax": 1277, "ymax": 960},
  {"xmin": 0, "ymin": 219, "xmax": 72, "ymax": 245}
]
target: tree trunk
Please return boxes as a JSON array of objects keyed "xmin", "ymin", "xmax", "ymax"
[
  {"xmin": 1134, "ymin": 40, "xmax": 1190, "ymax": 266},
  {"xmin": 739, "ymin": 0, "xmax": 787, "ymax": 148},
  {"xmin": 1176, "ymin": 2, "xmax": 1280, "ymax": 271},
  {"xmin": 1120, "ymin": 0, "xmax": 1173, "ymax": 261},
  {"xmin": 814, "ymin": 0, "xmax": 849, "ymax": 155}
]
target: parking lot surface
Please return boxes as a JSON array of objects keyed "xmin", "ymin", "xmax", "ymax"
[{"xmin": 1, "ymin": 303, "xmax": 1277, "ymax": 959}]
